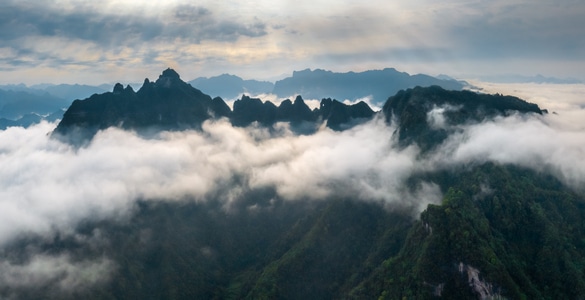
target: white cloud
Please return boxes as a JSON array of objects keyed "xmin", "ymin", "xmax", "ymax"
[
  {"xmin": 0, "ymin": 254, "xmax": 113, "ymax": 291},
  {"xmin": 426, "ymin": 104, "xmax": 461, "ymax": 130},
  {"xmin": 430, "ymin": 113, "xmax": 585, "ymax": 192}
]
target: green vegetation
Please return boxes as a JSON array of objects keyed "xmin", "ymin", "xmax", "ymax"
[
  {"xmin": 353, "ymin": 163, "xmax": 585, "ymax": 299},
  {"xmin": 4, "ymin": 163, "xmax": 585, "ymax": 299}
]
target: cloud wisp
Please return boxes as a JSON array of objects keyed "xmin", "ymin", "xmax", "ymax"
[{"xmin": 0, "ymin": 254, "xmax": 113, "ymax": 294}]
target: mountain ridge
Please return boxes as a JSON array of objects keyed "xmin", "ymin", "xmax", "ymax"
[
  {"xmin": 53, "ymin": 68, "xmax": 378, "ymax": 142},
  {"xmin": 54, "ymin": 68, "xmax": 543, "ymax": 144},
  {"xmin": 273, "ymin": 68, "xmax": 466, "ymax": 104}
]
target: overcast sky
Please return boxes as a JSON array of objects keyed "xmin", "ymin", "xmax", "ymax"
[{"xmin": 1, "ymin": 0, "xmax": 584, "ymax": 84}]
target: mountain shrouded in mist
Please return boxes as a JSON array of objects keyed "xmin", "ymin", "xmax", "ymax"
[
  {"xmin": 3, "ymin": 68, "xmax": 585, "ymax": 299},
  {"xmin": 383, "ymin": 85, "xmax": 544, "ymax": 151},
  {"xmin": 53, "ymin": 68, "xmax": 376, "ymax": 142}
]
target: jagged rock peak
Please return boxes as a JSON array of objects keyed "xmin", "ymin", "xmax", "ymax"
[
  {"xmin": 113, "ymin": 83, "xmax": 124, "ymax": 94},
  {"xmin": 155, "ymin": 68, "xmax": 183, "ymax": 88},
  {"xmin": 294, "ymin": 95, "xmax": 304, "ymax": 104},
  {"xmin": 159, "ymin": 68, "xmax": 181, "ymax": 80}
]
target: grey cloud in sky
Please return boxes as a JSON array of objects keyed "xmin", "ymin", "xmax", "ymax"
[
  {"xmin": 0, "ymin": 3, "xmax": 155, "ymax": 45},
  {"xmin": 0, "ymin": 0, "xmax": 584, "ymax": 84},
  {"xmin": 444, "ymin": 1, "xmax": 585, "ymax": 60},
  {"xmin": 0, "ymin": 2, "xmax": 266, "ymax": 53}
]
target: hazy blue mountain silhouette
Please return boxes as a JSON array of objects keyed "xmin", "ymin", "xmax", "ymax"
[
  {"xmin": 0, "ymin": 88, "xmax": 70, "ymax": 119},
  {"xmin": 189, "ymin": 74, "xmax": 273, "ymax": 99},
  {"xmin": 1, "ymin": 83, "xmax": 108, "ymax": 103},
  {"xmin": 272, "ymin": 68, "xmax": 465, "ymax": 104},
  {"xmin": 42, "ymin": 84, "xmax": 108, "ymax": 101}
]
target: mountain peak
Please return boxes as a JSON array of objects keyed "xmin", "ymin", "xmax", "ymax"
[
  {"xmin": 113, "ymin": 83, "xmax": 124, "ymax": 94},
  {"xmin": 159, "ymin": 68, "xmax": 180, "ymax": 80},
  {"xmin": 293, "ymin": 95, "xmax": 304, "ymax": 104},
  {"xmin": 155, "ymin": 68, "xmax": 184, "ymax": 88}
]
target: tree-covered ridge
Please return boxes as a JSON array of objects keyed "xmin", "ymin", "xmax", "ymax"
[
  {"xmin": 5, "ymin": 163, "xmax": 584, "ymax": 299},
  {"xmin": 353, "ymin": 163, "xmax": 585, "ymax": 299},
  {"xmin": 383, "ymin": 85, "xmax": 544, "ymax": 151},
  {"xmin": 0, "ymin": 197, "xmax": 414, "ymax": 299}
]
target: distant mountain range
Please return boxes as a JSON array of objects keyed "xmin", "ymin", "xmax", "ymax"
[
  {"xmin": 0, "ymin": 89, "xmax": 69, "ymax": 120},
  {"xmin": 1, "ymin": 67, "xmax": 464, "ymax": 129},
  {"xmin": 189, "ymin": 74, "xmax": 273, "ymax": 100},
  {"xmin": 189, "ymin": 68, "xmax": 466, "ymax": 104},
  {"xmin": 0, "ymin": 83, "xmax": 109, "ymax": 128},
  {"xmin": 272, "ymin": 68, "xmax": 465, "ymax": 104},
  {"xmin": 0, "ymin": 83, "xmax": 108, "ymax": 101},
  {"xmin": 0, "ymin": 110, "xmax": 64, "ymax": 130},
  {"xmin": 2, "ymin": 68, "xmax": 581, "ymax": 131}
]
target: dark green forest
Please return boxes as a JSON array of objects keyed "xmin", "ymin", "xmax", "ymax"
[{"xmin": 4, "ymin": 162, "xmax": 584, "ymax": 299}]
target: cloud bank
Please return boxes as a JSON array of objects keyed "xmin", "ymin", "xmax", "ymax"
[{"xmin": 0, "ymin": 118, "xmax": 434, "ymax": 248}]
